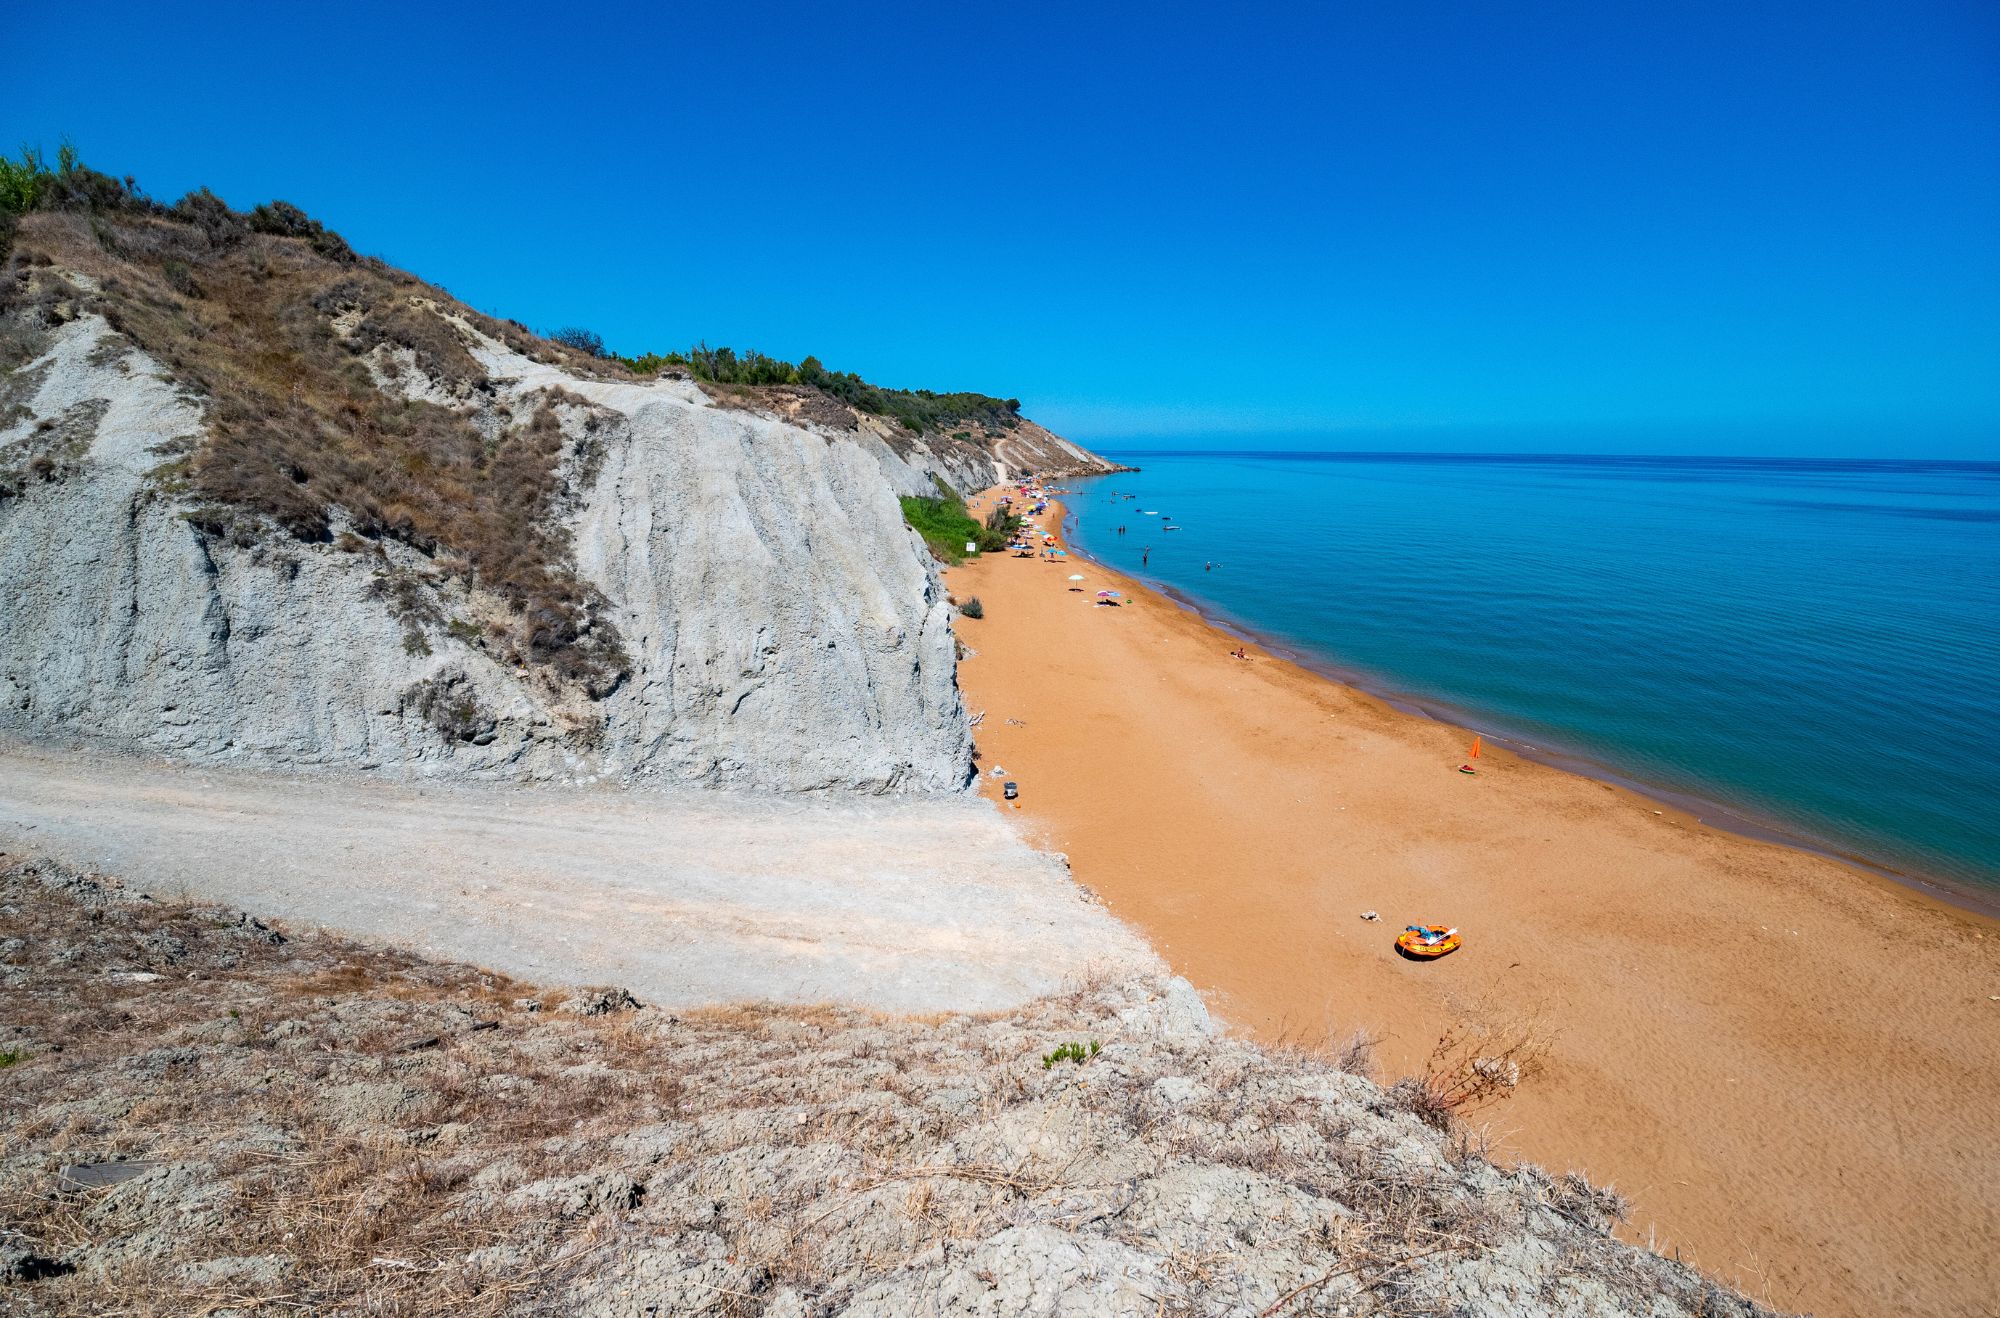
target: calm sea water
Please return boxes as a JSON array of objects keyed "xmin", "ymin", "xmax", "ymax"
[{"xmin": 1065, "ymin": 452, "xmax": 2000, "ymax": 898}]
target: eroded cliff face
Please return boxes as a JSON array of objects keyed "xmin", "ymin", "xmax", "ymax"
[
  {"xmin": 0, "ymin": 306, "xmax": 975, "ymax": 790},
  {"xmin": 720, "ymin": 387, "xmax": 1130, "ymax": 501},
  {"xmin": 859, "ymin": 413, "xmax": 1130, "ymax": 499}
]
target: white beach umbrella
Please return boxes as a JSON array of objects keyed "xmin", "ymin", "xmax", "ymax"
[{"xmin": 1067, "ymin": 574, "xmax": 1085, "ymax": 582}]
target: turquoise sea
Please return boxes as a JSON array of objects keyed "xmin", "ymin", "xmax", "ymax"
[{"xmin": 1065, "ymin": 452, "xmax": 2000, "ymax": 902}]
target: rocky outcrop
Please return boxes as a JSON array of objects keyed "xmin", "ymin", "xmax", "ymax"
[
  {"xmin": 865, "ymin": 414, "xmax": 1135, "ymax": 498},
  {"xmin": 697, "ymin": 383, "xmax": 1132, "ymax": 500},
  {"xmin": 0, "ymin": 309, "xmax": 974, "ymax": 790}
]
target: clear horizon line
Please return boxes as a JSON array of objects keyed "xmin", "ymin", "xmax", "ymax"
[{"xmin": 1090, "ymin": 447, "xmax": 2000, "ymax": 466}]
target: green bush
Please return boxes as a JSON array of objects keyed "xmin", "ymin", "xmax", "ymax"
[
  {"xmin": 0, "ymin": 147, "xmax": 56, "ymax": 215},
  {"xmin": 616, "ymin": 341, "xmax": 1024, "ymax": 435},
  {"xmin": 899, "ymin": 493, "xmax": 986, "ymax": 564},
  {"xmin": 960, "ymin": 597, "xmax": 984, "ymax": 619},
  {"xmin": 1042, "ymin": 1041, "xmax": 1100, "ymax": 1069}
]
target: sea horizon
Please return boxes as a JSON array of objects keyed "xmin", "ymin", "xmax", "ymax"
[
  {"xmin": 1062, "ymin": 448, "xmax": 2000, "ymax": 901},
  {"xmin": 1100, "ymin": 446, "xmax": 2000, "ymax": 469}
]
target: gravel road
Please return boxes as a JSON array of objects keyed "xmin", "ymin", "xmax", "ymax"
[{"xmin": 0, "ymin": 741, "xmax": 1158, "ymax": 1012}]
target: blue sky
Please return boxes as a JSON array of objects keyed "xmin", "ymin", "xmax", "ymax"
[{"xmin": 7, "ymin": 1, "xmax": 1997, "ymax": 454}]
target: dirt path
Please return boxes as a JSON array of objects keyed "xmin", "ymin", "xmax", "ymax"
[
  {"xmin": 0, "ymin": 741, "xmax": 1158, "ymax": 1014},
  {"xmin": 949, "ymin": 490, "xmax": 2000, "ymax": 1318}
]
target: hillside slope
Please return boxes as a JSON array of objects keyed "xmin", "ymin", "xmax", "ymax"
[
  {"xmin": 0, "ymin": 855, "xmax": 1774, "ymax": 1318},
  {"xmin": 0, "ymin": 183, "xmax": 1116, "ymax": 790}
]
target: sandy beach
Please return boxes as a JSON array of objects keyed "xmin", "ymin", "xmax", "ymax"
[{"xmin": 950, "ymin": 488, "xmax": 2000, "ymax": 1318}]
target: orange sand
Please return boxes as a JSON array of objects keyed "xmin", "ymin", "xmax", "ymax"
[{"xmin": 950, "ymin": 490, "xmax": 2000, "ymax": 1318}]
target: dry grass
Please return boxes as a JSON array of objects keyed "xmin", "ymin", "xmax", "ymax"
[
  {"xmin": 0, "ymin": 857, "xmax": 659, "ymax": 1313},
  {"xmin": 1271, "ymin": 1010, "xmax": 1378, "ymax": 1079},
  {"xmin": 0, "ymin": 204, "xmax": 625, "ymax": 692},
  {"xmin": 0, "ymin": 853, "xmax": 1770, "ymax": 1316}
]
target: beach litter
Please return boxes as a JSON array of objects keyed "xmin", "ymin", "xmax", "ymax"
[{"xmin": 1360, "ymin": 910, "xmax": 1379, "ymax": 921}]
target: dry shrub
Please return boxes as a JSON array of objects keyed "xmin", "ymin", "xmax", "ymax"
[
  {"xmin": 1390, "ymin": 1000, "xmax": 1555, "ymax": 1131},
  {"xmin": 342, "ymin": 288, "xmax": 488, "ymax": 388},
  {"xmin": 1553, "ymin": 1170, "xmax": 1632, "ymax": 1232},
  {"xmin": 1272, "ymin": 1012, "xmax": 1376, "ymax": 1079}
]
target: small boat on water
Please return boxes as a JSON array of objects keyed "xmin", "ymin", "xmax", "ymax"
[{"xmin": 1396, "ymin": 925, "xmax": 1460, "ymax": 959}]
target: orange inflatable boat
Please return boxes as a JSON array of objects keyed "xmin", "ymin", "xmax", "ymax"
[{"xmin": 1396, "ymin": 925, "xmax": 1461, "ymax": 959}]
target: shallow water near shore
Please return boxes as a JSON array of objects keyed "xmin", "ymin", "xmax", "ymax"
[{"xmin": 1064, "ymin": 451, "xmax": 2000, "ymax": 895}]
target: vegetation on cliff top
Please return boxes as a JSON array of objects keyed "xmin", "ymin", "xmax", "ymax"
[
  {"xmin": 4, "ymin": 146, "xmax": 1036, "ymax": 442},
  {"xmin": 621, "ymin": 343, "xmax": 1025, "ymax": 435}
]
